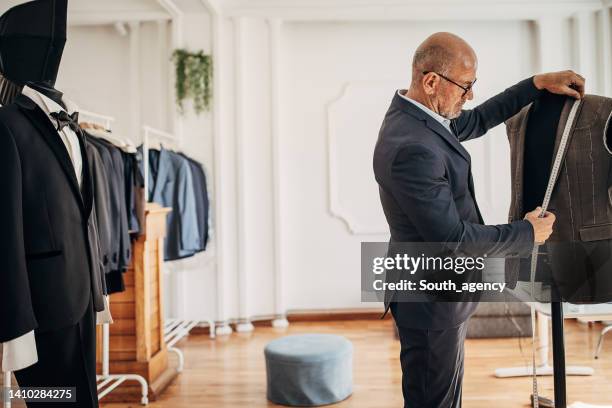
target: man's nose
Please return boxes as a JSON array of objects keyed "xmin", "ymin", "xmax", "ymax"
[{"xmin": 465, "ymin": 88, "xmax": 474, "ymax": 101}]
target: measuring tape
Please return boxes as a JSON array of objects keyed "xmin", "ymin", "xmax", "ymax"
[{"xmin": 529, "ymin": 98, "xmax": 581, "ymax": 408}]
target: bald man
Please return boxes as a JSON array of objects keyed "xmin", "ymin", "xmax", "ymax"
[{"xmin": 373, "ymin": 32, "xmax": 584, "ymax": 407}]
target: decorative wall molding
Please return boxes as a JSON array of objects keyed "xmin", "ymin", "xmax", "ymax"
[
  {"xmin": 267, "ymin": 18, "xmax": 289, "ymax": 327},
  {"xmin": 219, "ymin": 0, "xmax": 604, "ymax": 20},
  {"xmin": 233, "ymin": 17, "xmax": 253, "ymax": 329},
  {"xmin": 327, "ymin": 81, "xmax": 401, "ymax": 235}
]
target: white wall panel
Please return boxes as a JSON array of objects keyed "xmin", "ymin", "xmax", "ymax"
[{"xmin": 9, "ymin": 0, "xmax": 609, "ymax": 326}]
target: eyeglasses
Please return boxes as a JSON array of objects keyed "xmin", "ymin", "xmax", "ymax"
[{"xmin": 422, "ymin": 71, "xmax": 477, "ymax": 97}]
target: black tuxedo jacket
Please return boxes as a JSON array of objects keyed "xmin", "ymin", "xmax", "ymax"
[
  {"xmin": 0, "ymin": 94, "xmax": 105, "ymax": 342},
  {"xmin": 373, "ymin": 78, "xmax": 541, "ymax": 329}
]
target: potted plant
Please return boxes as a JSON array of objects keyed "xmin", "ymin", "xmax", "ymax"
[{"xmin": 172, "ymin": 49, "xmax": 213, "ymax": 115}]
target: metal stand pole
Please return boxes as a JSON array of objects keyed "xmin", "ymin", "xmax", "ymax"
[{"xmin": 551, "ymin": 301, "xmax": 566, "ymax": 408}]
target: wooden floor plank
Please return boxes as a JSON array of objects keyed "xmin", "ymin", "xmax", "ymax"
[{"xmin": 100, "ymin": 319, "xmax": 612, "ymax": 407}]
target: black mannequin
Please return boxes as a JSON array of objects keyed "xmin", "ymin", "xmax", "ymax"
[
  {"xmin": 521, "ymin": 91, "xmax": 612, "ymax": 407},
  {"xmin": 521, "ymin": 91, "xmax": 568, "ymax": 407},
  {"xmin": 522, "ymin": 91, "xmax": 566, "ymax": 216},
  {"xmin": 0, "ymin": 0, "xmax": 67, "ymax": 108},
  {"xmin": 0, "ymin": 1, "xmax": 104, "ymax": 407}
]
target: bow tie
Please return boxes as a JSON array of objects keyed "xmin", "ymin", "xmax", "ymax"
[{"xmin": 49, "ymin": 110, "xmax": 80, "ymax": 133}]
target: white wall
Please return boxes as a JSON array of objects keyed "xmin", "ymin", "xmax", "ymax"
[
  {"xmin": 7, "ymin": 0, "xmax": 610, "ymax": 331},
  {"xmin": 54, "ymin": 14, "xmax": 220, "ymax": 325},
  {"xmin": 279, "ymin": 20, "xmax": 534, "ymax": 310},
  {"xmin": 209, "ymin": 1, "xmax": 612, "ymax": 329}
]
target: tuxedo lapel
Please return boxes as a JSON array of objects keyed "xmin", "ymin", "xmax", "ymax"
[
  {"xmin": 15, "ymin": 95, "xmax": 85, "ymax": 213},
  {"xmin": 76, "ymin": 127, "xmax": 94, "ymax": 219}
]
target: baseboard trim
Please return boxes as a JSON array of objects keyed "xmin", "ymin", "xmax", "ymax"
[
  {"xmin": 287, "ymin": 308, "xmax": 390, "ymax": 322},
  {"xmin": 189, "ymin": 308, "xmax": 391, "ymax": 335}
]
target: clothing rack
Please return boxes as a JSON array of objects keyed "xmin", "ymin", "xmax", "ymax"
[
  {"xmin": 80, "ymin": 110, "xmax": 149, "ymax": 405},
  {"xmin": 143, "ymin": 125, "xmax": 181, "ymax": 202},
  {"xmin": 142, "ymin": 125, "xmax": 216, "ymax": 371},
  {"xmin": 79, "ymin": 109, "xmax": 114, "ymax": 130},
  {"xmin": 3, "ymin": 371, "xmax": 10, "ymax": 408}
]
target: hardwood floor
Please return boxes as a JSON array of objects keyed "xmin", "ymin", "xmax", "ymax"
[{"xmin": 101, "ymin": 319, "xmax": 612, "ymax": 408}]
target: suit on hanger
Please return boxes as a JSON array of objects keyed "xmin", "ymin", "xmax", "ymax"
[
  {"xmin": 180, "ymin": 153, "xmax": 209, "ymax": 252},
  {"xmin": 85, "ymin": 134, "xmax": 121, "ymax": 272},
  {"xmin": 145, "ymin": 147, "xmax": 201, "ymax": 260},
  {"xmin": 96, "ymin": 138, "xmax": 131, "ymax": 272},
  {"xmin": 85, "ymin": 139, "xmax": 113, "ymax": 275}
]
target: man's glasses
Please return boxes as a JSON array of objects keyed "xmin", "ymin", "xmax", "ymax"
[{"xmin": 422, "ymin": 71, "xmax": 477, "ymax": 97}]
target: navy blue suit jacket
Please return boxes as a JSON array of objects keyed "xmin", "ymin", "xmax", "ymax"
[{"xmin": 373, "ymin": 78, "xmax": 540, "ymax": 329}]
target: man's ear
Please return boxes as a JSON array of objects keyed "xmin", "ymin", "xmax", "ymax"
[{"xmin": 422, "ymin": 74, "xmax": 436, "ymax": 95}]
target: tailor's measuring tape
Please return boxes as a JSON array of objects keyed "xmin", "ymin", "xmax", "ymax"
[{"xmin": 529, "ymin": 99, "xmax": 581, "ymax": 408}]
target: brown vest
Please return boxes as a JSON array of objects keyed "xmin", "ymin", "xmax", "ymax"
[{"xmin": 506, "ymin": 94, "xmax": 612, "ymax": 243}]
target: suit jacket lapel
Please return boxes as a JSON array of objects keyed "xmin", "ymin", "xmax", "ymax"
[
  {"xmin": 392, "ymin": 92, "xmax": 471, "ymax": 163},
  {"xmin": 15, "ymin": 95, "xmax": 86, "ymax": 213},
  {"xmin": 513, "ymin": 103, "xmax": 531, "ymax": 217},
  {"xmin": 423, "ymin": 115, "xmax": 471, "ymax": 163}
]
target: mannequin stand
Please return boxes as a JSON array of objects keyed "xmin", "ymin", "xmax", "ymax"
[
  {"xmin": 551, "ymin": 301, "xmax": 567, "ymax": 408},
  {"xmin": 494, "ymin": 310, "xmax": 593, "ymax": 378}
]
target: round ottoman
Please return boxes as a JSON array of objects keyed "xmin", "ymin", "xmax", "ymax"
[{"xmin": 264, "ymin": 334, "xmax": 353, "ymax": 406}]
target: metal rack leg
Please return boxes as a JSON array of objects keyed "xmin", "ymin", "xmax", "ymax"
[
  {"xmin": 3, "ymin": 371, "xmax": 11, "ymax": 408},
  {"xmin": 97, "ymin": 374, "xmax": 149, "ymax": 405},
  {"xmin": 205, "ymin": 319, "xmax": 216, "ymax": 339},
  {"xmin": 97, "ymin": 321, "xmax": 149, "ymax": 405},
  {"xmin": 551, "ymin": 302, "xmax": 566, "ymax": 408},
  {"xmin": 168, "ymin": 347, "xmax": 185, "ymax": 372},
  {"xmin": 594, "ymin": 325, "xmax": 612, "ymax": 359}
]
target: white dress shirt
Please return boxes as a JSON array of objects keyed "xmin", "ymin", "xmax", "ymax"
[
  {"xmin": 397, "ymin": 89, "xmax": 453, "ymax": 135},
  {"xmin": 1, "ymin": 86, "xmax": 112, "ymax": 373}
]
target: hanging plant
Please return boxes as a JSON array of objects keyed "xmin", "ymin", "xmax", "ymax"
[{"xmin": 172, "ymin": 49, "xmax": 213, "ymax": 115}]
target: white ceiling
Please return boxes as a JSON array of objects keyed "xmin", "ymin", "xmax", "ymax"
[
  {"xmin": 0, "ymin": 0, "xmax": 210, "ymax": 26},
  {"xmin": 0, "ymin": 0, "xmax": 607, "ymax": 25}
]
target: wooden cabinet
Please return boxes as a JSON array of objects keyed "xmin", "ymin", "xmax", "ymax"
[{"xmin": 96, "ymin": 203, "xmax": 177, "ymax": 402}]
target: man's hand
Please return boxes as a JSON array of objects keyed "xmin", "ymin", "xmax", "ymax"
[
  {"xmin": 524, "ymin": 206, "xmax": 556, "ymax": 244},
  {"xmin": 533, "ymin": 70, "xmax": 585, "ymax": 99}
]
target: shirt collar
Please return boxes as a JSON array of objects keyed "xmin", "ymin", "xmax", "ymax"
[
  {"xmin": 21, "ymin": 85, "xmax": 78, "ymax": 117},
  {"xmin": 397, "ymin": 89, "xmax": 451, "ymax": 129}
]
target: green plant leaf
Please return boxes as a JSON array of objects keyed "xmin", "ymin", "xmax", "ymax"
[{"xmin": 172, "ymin": 49, "xmax": 213, "ymax": 115}]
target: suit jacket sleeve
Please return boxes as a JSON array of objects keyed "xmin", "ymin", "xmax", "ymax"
[
  {"xmin": 0, "ymin": 120, "xmax": 38, "ymax": 343},
  {"xmin": 390, "ymin": 143, "xmax": 534, "ymax": 256},
  {"xmin": 452, "ymin": 76, "xmax": 541, "ymax": 143}
]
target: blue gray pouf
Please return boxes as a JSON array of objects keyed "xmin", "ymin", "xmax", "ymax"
[{"xmin": 264, "ymin": 334, "xmax": 353, "ymax": 406}]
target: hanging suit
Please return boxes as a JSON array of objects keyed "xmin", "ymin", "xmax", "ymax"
[
  {"xmin": 144, "ymin": 147, "xmax": 201, "ymax": 260},
  {"xmin": 505, "ymin": 93, "xmax": 612, "ymax": 303}
]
